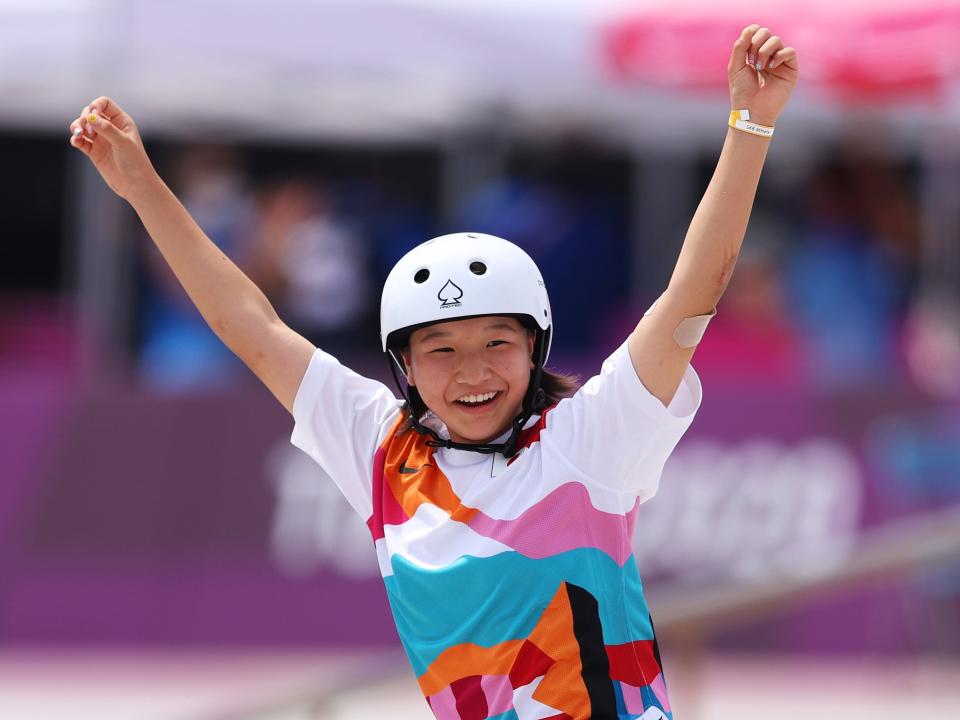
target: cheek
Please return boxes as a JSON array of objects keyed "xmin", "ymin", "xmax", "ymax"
[
  {"xmin": 496, "ymin": 353, "xmax": 532, "ymax": 389},
  {"xmin": 411, "ymin": 356, "xmax": 450, "ymax": 399}
]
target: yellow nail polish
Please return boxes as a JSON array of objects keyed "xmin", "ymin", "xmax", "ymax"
[{"xmin": 88, "ymin": 113, "xmax": 98, "ymax": 124}]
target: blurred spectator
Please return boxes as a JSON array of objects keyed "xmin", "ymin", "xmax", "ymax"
[
  {"xmin": 902, "ymin": 291, "xmax": 960, "ymax": 398},
  {"xmin": 360, "ymin": 180, "xmax": 437, "ymax": 283},
  {"xmin": 782, "ymin": 147, "xmax": 920, "ymax": 390},
  {"xmin": 454, "ymin": 139, "xmax": 629, "ymax": 354},
  {"xmin": 250, "ymin": 178, "xmax": 373, "ymax": 356},
  {"xmin": 137, "ymin": 145, "xmax": 257, "ymax": 393},
  {"xmin": 690, "ymin": 213, "xmax": 804, "ymax": 387}
]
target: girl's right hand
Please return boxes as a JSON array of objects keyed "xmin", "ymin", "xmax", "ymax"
[{"xmin": 68, "ymin": 96, "xmax": 158, "ymax": 201}]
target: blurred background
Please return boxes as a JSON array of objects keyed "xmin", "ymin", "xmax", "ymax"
[{"xmin": 2, "ymin": 1, "xmax": 960, "ymax": 718}]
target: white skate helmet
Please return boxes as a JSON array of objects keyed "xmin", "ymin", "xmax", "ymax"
[
  {"xmin": 380, "ymin": 232, "xmax": 553, "ymax": 457},
  {"xmin": 381, "ymin": 232, "xmax": 552, "ymax": 358}
]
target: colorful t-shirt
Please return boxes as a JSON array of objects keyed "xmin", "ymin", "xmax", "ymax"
[{"xmin": 290, "ymin": 340, "xmax": 702, "ymax": 720}]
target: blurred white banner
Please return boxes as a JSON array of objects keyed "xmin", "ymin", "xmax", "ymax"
[{"xmin": 3, "ymin": 1, "xmax": 959, "ymax": 146}]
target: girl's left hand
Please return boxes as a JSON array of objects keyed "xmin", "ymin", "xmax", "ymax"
[{"xmin": 728, "ymin": 24, "xmax": 799, "ymax": 128}]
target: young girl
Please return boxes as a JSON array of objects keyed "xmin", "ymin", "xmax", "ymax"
[{"xmin": 69, "ymin": 24, "xmax": 797, "ymax": 720}]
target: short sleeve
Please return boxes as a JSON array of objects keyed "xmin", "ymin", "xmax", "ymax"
[
  {"xmin": 290, "ymin": 348, "xmax": 403, "ymax": 520},
  {"xmin": 540, "ymin": 340, "xmax": 702, "ymax": 499}
]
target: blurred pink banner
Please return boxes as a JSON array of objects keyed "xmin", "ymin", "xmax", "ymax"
[{"xmin": 601, "ymin": 2, "xmax": 960, "ymax": 102}]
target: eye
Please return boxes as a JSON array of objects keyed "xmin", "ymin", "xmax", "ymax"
[
  {"xmin": 487, "ymin": 340, "xmax": 508, "ymax": 348},
  {"xmin": 430, "ymin": 347, "xmax": 454, "ymax": 353}
]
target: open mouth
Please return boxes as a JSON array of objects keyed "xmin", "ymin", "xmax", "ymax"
[{"xmin": 455, "ymin": 391, "xmax": 500, "ymax": 409}]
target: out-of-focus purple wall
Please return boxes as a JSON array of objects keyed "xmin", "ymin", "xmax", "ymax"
[{"xmin": 1, "ymin": 314, "xmax": 957, "ymax": 652}]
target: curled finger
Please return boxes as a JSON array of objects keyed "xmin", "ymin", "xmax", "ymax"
[
  {"xmin": 749, "ymin": 27, "xmax": 772, "ymax": 67},
  {"xmin": 90, "ymin": 96, "xmax": 132, "ymax": 130},
  {"xmin": 69, "ymin": 117, "xmax": 92, "ymax": 146},
  {"xmin": 729, "ymin": 32, "xmax": 751, "ymax": 73},
  {"xmin": 770, "ymin": 46, "xmax": 798, "ymax": 71},
  {"xmin": 69, "ymin": 127, "xmax": 92, "ymax": 152},
  {"xmin": 757, "ymin": 35, "xmax": 782, "ymax": 69},
  {"xmin": 79, "ymin": 105, "xmax": 96, "ymax": 138},
  {"xmin": 738, "ymin": 24, "xmax": 760, "ymax": 65}
]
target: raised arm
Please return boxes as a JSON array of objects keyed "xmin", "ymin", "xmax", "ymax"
[
  {"xmin": 628, "ymin": 25, "xmax": 799, "ymax": 406},
  {"xmin": 69, "ymin": 97, "xmax": 315, "ymax": 414}
]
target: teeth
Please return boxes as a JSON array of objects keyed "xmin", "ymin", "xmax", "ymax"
[{"xmin": 458, "ymin": 391, "xmax": 498, "ymax": 404}]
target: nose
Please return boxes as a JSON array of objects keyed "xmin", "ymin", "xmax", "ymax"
[{"xmin": 455, "ymin": 350, "xmax": 493, "ymax": 386}]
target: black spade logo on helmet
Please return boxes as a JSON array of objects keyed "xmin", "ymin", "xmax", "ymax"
[{"xmin": 438, "ymin": 279, "xmax": 463, "ymax": 308}]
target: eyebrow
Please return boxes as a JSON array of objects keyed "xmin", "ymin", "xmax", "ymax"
[{"xmin": 418, "ymin": 321, "xmax": 520, "ymax": 343}]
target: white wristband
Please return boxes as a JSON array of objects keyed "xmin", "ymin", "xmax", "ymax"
[{"xmin": 729, "ymin": 109, "xmax": 774, "ymax": 138}]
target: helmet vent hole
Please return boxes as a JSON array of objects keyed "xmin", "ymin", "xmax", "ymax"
[
  {"xmin": 414, "ymin": 268, "xmax": 430, "ymax": 284},
  {"xmin": 469, "ymin": 261, "xmax": 487, "ymax": 276}
]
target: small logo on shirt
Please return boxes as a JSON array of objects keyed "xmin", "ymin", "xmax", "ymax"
[
  {"xmin": 399, "ymin": 461, "xmax": 432, "ymax": 475},
  {"xmin": 438, "ymin": 280, "xmax": 463, "ymax": 308}
]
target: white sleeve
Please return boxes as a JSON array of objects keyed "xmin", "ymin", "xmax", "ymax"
[
  {"xmin": 289, "ymin": 348, "xmax": 403, "ymax": 520},
  {"xmin": 541, "ymin": 340, "xmax": 702, "ymax": 499}
]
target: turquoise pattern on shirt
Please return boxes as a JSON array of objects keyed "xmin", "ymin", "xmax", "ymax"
[{"xmin": 383, "ymin": 547, "xmax": 653, "ymax": 675}]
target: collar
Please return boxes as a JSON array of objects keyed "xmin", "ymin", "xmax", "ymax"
[{"xmin": 436, "ymin": 414, "xmax": 542, "ymax": 467}]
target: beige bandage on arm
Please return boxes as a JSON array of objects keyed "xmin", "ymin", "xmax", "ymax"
[{"xmin": 644, "ymin": 293, "xmax": 718, "ymax": 349}]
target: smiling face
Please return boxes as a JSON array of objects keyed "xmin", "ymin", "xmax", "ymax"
[{"xmin": 402, "ymin": 316, "xmax": 536, "ymax": 444}]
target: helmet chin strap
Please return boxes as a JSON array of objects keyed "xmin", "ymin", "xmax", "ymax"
[{"xmin": 386, "ymin": 332, "xmax": 548, "ymax": 459}]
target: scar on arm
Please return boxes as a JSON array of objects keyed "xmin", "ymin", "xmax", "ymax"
[{"xmin": 718, "ymin": 253, "xmax": 739, "ymax": 287}]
